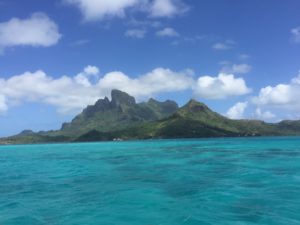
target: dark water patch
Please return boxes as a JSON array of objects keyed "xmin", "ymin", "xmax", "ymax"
[
  {"xmin": 265, "ymin": 148, "xmax": 300, "ymax": 157},
  {"xmin": 164, "ymin": 182, "xmax": 201, "ymax": 198},
  {"xmin": 247, "ymin": 148, "xmax": 300, "ymax": 160},
  {"xmin": 271, "ymin": 167, "xmax": 298, "ymax": 176},
  {"xmin": 227, "ymin": 198, "xmax": 271, "ymax": 223},
  {"xmin": 179, "ymin": 216, "xmax": 211, "ymax": 225},
  {"xmin": 101, "ymin": 155, "xmax": 133, "ymax": 165},
  {"xmin": 2, "ymin": 216, "xmax": 43, "ymax": 225}
]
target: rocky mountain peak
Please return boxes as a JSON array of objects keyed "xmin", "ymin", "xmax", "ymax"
[{"xmin": 111, "ymin": 89, "xmax": 136, "ymax": 107}]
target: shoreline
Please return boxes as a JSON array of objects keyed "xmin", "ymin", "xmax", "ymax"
[{"xmin": 1, "ymin": 135, "xmax": 300, "ymax": 147}]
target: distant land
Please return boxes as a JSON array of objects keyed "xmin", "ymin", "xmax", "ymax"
[{"xmin": 1, "ymin": 89, "xmax": 300, "ymax": 144}]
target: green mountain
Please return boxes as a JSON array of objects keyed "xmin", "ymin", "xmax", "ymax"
[
  {"xmin": 58, "ymin": 89, "xmax": 178, "ymax": 136},
  {"xmin": 1, "ymin": 90, "xmax": 300, "ymax": 144},
  {"xmin": 153, "ymin": 100, "xmax": 284, "ymax": 138},
  {"xmin": 0, "ymin": 90, "xmax": 178, "ymax": 144},
  {"xmin": 74, "ymin": 98, "xmax": 300, "ymax": 142}
]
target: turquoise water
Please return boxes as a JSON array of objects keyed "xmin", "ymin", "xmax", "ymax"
[{"xmin": 1, "ymin": 137, "xmax": 300, "ymax": 225}]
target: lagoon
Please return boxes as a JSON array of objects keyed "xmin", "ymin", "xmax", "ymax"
[{"xmin": 1, "ymin": 137, "xmax": 300, "ymax": 224}]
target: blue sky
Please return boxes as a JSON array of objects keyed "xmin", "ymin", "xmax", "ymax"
[{"xmin": 0, "ymin": 0, "xmax": 300, "ymax": 136}]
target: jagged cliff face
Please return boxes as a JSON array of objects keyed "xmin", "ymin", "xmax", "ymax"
[
  {"xmin": 60, "ymin": 90, "xmax": 178, "ymax": 135},
  {"xmin": 81, "ymin": 90, "xmax": 136, "ymax": 119},
  {"xmin": 111, "ymin": 89, "xmax": 136, "ymax": 107}
]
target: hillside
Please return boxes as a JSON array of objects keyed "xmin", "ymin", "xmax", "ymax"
[
  {"xmin": 75, "ymin": 97, "xmax": 300, "ymax": 142},
  {"xmin": 54, "ymin": 89, "xmax": 178, "ymax": 136},
  {"xmin": 1, "ymin": 90, "xmax": 300, "ymax": 144}
]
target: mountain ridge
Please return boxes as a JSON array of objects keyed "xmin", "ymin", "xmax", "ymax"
[
  {"xmin": 58, "ymin": 89, "xmax": 179, "ymax": 136},
  {"xmin": 1, "ymin": 90, "xmax": 300, "ymax": 144}
]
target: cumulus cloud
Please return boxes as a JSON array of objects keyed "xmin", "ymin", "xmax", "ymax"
[
  {"xmin": 291, "ymin": 27, "xmax": 300, "ymax": 43},
  {"xmin": 221, "ymin": 63, "xmax": 252, "ymax": 74},
  {"xmin": 0, "ymin": 70, "xmax": 99, "ymax": 114},
  {"xmin": 0, "ymin": 66, "xmax": 194, "ymax": 114},
  {"xmin": 84, "ymin": 65, "xmax": 99, "ymax": 75},
  {"xmin": 255, "ymin": 108, "xmax": 276, "ymax": 120},
  {"xmin": 64, "ymin": 0, "xmax": 139, "ymax": 21},
  {"xmin": 0, "ymin": 13, "xmax": 61, "ymax": 51},
  {"xmin": 0, "ymin": 95, "xmax": 8, "ymax": 114},
  {"xmin": 226, "ymin": 102, "xmax": 248, "ymax": 119},
  {"xmin": 74, "ymin": 65, "xmax": 100, "ymax": 87},
  {"xmin": 64, "ymin": 0, "xmax": 188, "ymax": 21},
  {"xmin": 251, "ymin": 71, "xmax": 300, "ymax": 120},
  {"xmin": 194, "ymin": 73, "xmax": 251, "ymax": 99},
  {"xmin": 227, "ymin": 102, "xmax": 276, "ymax": 122},
  {"xmin": 98, "ymin": 68, "xmax": 194, "ymax": 97},
  {"xmin": 253, "ymin": 84, "xmax": 293, "ymax": 106},
  {"xmin": 0, "ymin": 65, "xmax": 253, "ymax": 115},
  {"xmin": 125, "ymin": 29, "xmax": 147, "ymax": 38},
  {"xmin": 149, "ymin": 0, "xmax": 188, "ymax": 18},
  {"xmin": 156, "ymin": 27, "xmax": 179, "ymax": 37},
  {"xmin": 252, "ymin": 73, "xmax": 300, "ymax": 109}
]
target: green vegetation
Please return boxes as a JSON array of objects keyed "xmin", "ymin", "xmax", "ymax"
[
  {"xmin": 1, "ymin": 89, "xmax": 300, "ymax": 144},
  {"xmin": 55, "ymin": 90, "xmax": 178, "ymax": 136}
]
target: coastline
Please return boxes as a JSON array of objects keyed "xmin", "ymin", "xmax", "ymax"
[{"xmin": 1, "ymin": 135, "xmax": 300, "ymax": 147}]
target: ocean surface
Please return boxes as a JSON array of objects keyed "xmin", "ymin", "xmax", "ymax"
[{"xmin": 1, "ymin": 137, "xmax": 300, "ymax": 225}]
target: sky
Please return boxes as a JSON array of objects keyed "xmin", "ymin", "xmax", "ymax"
[{"xmin": 0, "ymin": 0, "xmax": 300, "ymax": 137}]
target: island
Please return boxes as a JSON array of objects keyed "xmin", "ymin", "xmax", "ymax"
[{"xmin": 1, "ymin": 89, "xmax": 300, "ymax": 144}]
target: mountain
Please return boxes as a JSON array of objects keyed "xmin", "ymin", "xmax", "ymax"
[
  {"xmin": 63, "ymin": 97, "xmax": 298, "ymax": 141},
  {"xmin": 150, "ymin": 100, "xmax": 243, "ymax": 138},
  {"xmin": 0, "ymin": 90, "xmax": 178, "ymax": 144},
  {"xmin": 153, "ymin": 100, "xmax": 282, "ymax": 138},
  {"xmin": 58, "ymin": 89, "xmax": 178, "ymax": 136},
  {"xmin": 1, "ymin": 90, "xmax": 300, "ymax": 144},
  {"xmin": 75, "ymin": 98, "xmax": 300, "ymax": 142}
]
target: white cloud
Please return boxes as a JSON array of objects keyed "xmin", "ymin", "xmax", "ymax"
[
  {"xmin": 226, "ymin": 101, "xmax": 248, "ymax": 119},
  {"xmin": 255, "ymin": 108, "xmax": 276, "ymax": 120},
  {"xmin": 0, "ymin": 65, "xmax": 253, "ymax": 115},
  {"xmin": 0, "ymin": 70, "xmax": 98, "ymax": 114},
  {"xmin": 291, "ymin": 27, "xmax": 300, "ymax": 43},
  {"xmin": 252, "ymin": 72, "xmax": 300, "ymax": 110},
  {"xmin": 125, "ymin": 29, "xmax": 147, "ymax": 38},
  {"xmin": 0, "ymin": 66, "xmax": 193, "ymax": 114},
  {"xmin": 0, "ymin": 95, "xmax": 8, "ymax": 114},
  {"xmin": 98, "ymin": 67, "xmax": 194, "ymax": 97},
  {"xmin": 221, "ymin": 63, "xmax": 252, "ymax": 74},
  {"xmin": 64, "ymin": 0, "xmax": 188, "ymax": 21},
  {"xmin": 292, "ymin": 74, "xmax": 300, "ymax": 84},
  {"xmin": 194, "ymin": 73, "xmax": 251, "ymax": 99},
  {"xmin": 212, "ymin": 40, "xmax": 235, "ymax": 50},
  {"xmin": 156, "ymin": 27, "xmax": 179, "ymax": 37},
  {"xmin": 228, "ymin": 72, "xmax": 300, "ymax": 120},
  {"xmin": 253, "ymin": 82, "xmax": 295, "ymax": 106},
  {"xmin": 0, "ymin": 13, "xmax": 61, "ymax": 51},
  {"xmin": 64, "ymin": 0, "xmax": 139, "ymax": 21},
  {"xmin": 75, "ymin": 65, "xmax": 100, "ymax": 87},
  {"xmin": 149, "ymin": 0, "xmax": 188, "ymax": 18},
  {"xmin": 84, "ymin": 65, "xmax": 99, "ymax": 75}
]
